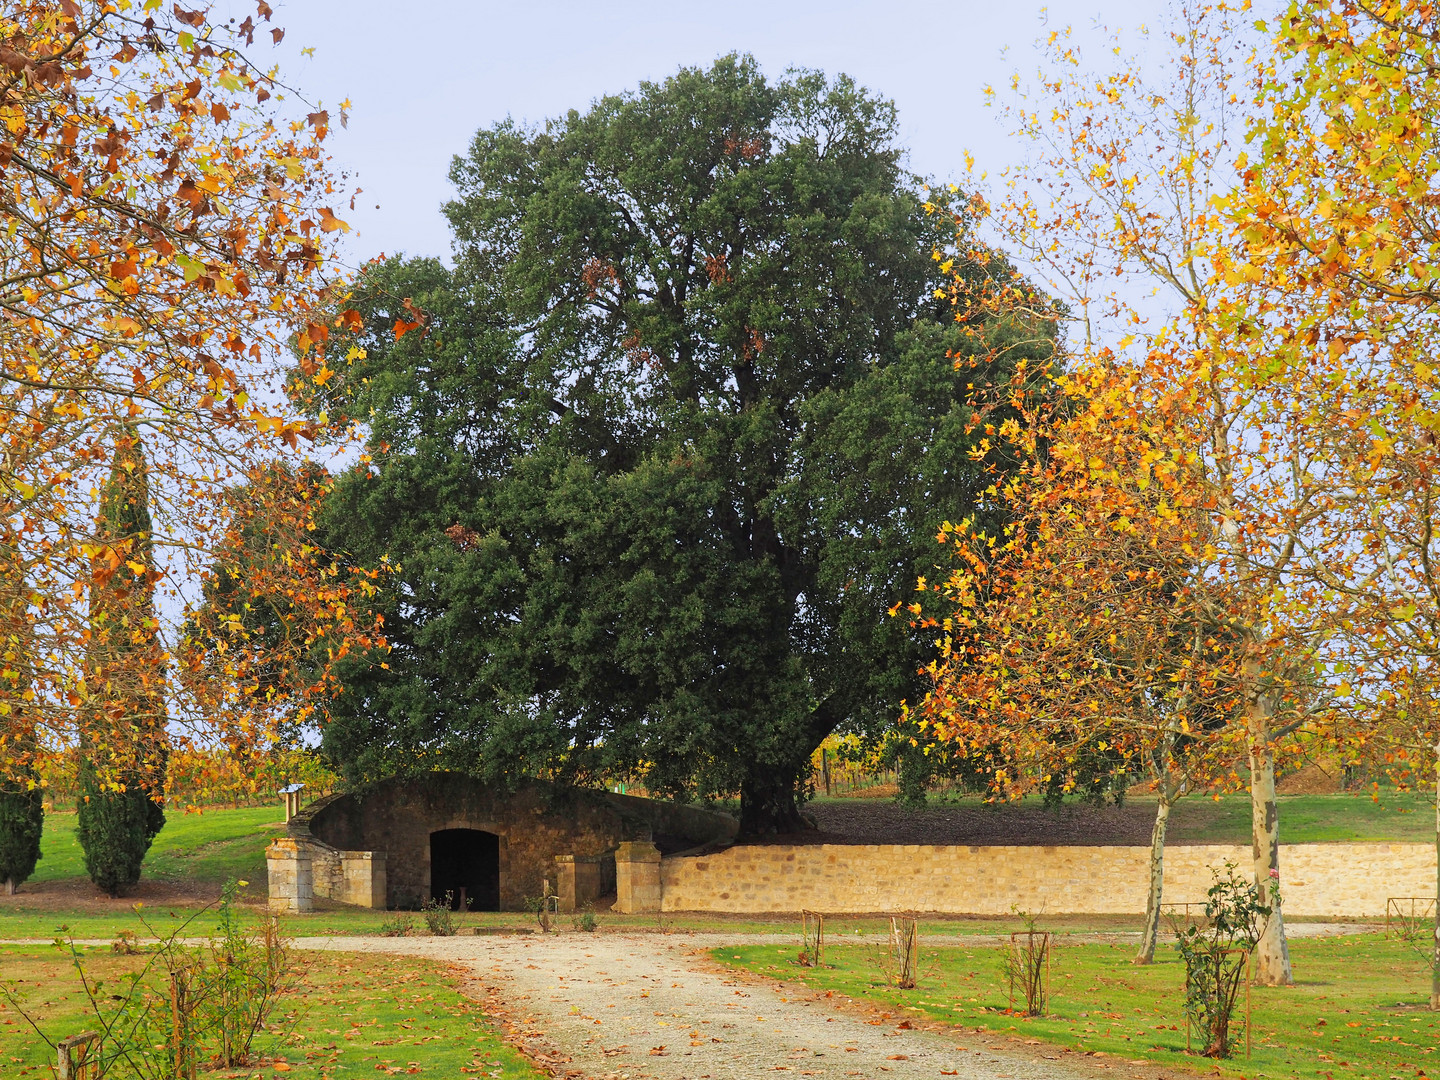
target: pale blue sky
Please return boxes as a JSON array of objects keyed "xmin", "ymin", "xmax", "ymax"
[{"xmin": 251, "ymin": 0, "xmax": 1161, "ymax": 266}]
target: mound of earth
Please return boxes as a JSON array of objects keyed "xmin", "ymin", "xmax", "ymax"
[
  {"xmin": 742, "ymin": 797, "xmax": 1252, "ymax": 847},
  {"xmin": 798, "ymin": 799, "xmax": 1162, "ymax": 846}
]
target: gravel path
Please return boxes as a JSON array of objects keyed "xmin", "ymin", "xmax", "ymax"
[{"xmin": 292, "ymin": 932, "xmax": 1199, "ymax": 1080}]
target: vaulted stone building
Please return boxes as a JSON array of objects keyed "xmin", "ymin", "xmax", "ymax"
[{"xmin": 266, "ymin": 772, "xmax": 736, "ymax": 914}]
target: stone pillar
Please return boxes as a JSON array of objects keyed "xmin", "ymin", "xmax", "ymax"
[
  {"xmin": 339, "ymin": 850, "xmax": 387, "ymax": 909},
  {"xmin": 612, "ymin": 841, "xmax": 662, "ymax": 914},
  {"xmin": 555, "ymin": 854, "xmax": 609, "ymax": 913},
  {"xmin": 555, "ymin": 854, "xmax": 578, "ymax": 913},
  {"xmin": 266, "ymin": 838, "xmax": 313, "ymax": 913}
]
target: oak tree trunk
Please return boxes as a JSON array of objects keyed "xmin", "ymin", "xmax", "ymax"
[
  {"xmin": 739, "ymin": 767, "xmax": 811, "ymax": 836},
  {"xmin": 1135, "ymin": 796, "xmax": 1173, "ymax": 964},
  {"xmin": 1249, "ymin": 692, "xmax": 1292, "ymax": 986}
]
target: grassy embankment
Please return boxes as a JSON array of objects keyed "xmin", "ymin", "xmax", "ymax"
[
  {"xmin": 29, "ymin": 805, "xmax": 280, "ymax": 890},
  {"xmin": 0, "ymin": 943, "xmax": 540, "ymax": 1078},
  {"xmin": 716, "ymin": 935, "xmax": 1440, "ymax": 1080}
]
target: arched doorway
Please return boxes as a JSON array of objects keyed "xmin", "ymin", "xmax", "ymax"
[{"xmin": 429, "ymin": 829, "xmax": 500, "ymax": 911}]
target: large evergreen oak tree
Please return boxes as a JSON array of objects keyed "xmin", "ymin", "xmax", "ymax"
[{"xmin": 312, "ymin": 57, "xmax": 1050, "ymax": 833}]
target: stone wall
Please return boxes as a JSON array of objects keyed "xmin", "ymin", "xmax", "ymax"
[
  {"xmin": 266, "ymin": 835, "xmax": 387, "ymax": 912},
  {"xmin": 658, "ymin": 842, "xmax": 1437, "ymax": 917},
  {"xmin": 286, "ymin": 773, "xmax": 736, "ymax": 912}
]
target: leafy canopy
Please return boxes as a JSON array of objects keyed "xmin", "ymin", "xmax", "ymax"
[{"xmin": 312, "ymin": 56, "xmax": 1052, "ymax": 832}]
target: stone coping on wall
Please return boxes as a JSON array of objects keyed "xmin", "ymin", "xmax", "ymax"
[{"xmin": 657, "ymin": 842, "xmax": 1434, "ymax": 917}]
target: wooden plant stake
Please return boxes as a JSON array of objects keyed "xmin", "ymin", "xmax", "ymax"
[
  {"xmin": 1223, "ymin": 945, "xmax": 1253, "ymax": 1060},
  {"xmin": 1245, "ymin": 950, "xmax": 1252, "ymax": 1060},
  {"xmin": 170, "ymin": 968, "xmax": 197, "ymax": 1080},
  {"xmin": 57, "ymin": 1032, "xmax": 99, "ymax": 1080},
  {"xmin": 800, "ymin": 910, "xmax": 824, "ymax": 966},
  {"xmin": 1160, "ymin": 901, "xmax": 1207, "ymax": 938}
]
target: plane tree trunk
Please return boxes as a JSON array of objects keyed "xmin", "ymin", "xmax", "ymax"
[
  {"xmin": 1135, "ymin": 793, "xmax": 1175, "ymax": 964},
  {"xmin": 1249, "ymin": 690, "xmax": 1292, "ymax": 987},
  {"xmin": 1432, "ymin": 741, "xmax": 1439, "ymax": 1010}
]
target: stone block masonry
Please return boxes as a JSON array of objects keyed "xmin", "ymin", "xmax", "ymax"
[
  {"xmin": 614, "ymin": 840, "xmax": 663, "ymax": 914},
  {"xmin": 555, "ymin": 853, "xmax": 615, "ymax": 913},
  {"xmin": 658, "ymin": 842, "xmax": 1437, "ymax": 917},
  {"xmin": 265, "ymin": 838, "xmax": 313, "ymax": 914},
  {"xmin": 339, "ymin": 850, "xmax": 387, "ymax": 908}
]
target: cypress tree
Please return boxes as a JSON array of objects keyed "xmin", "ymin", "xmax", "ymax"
[
  {"xmin": 0, "ymin": 753, "xmax": 42, "ymax": 896},
  {"xmin": 77, "ymin": 429, "xmax": 167, "ymax": 896},
  {"xmin": 0, "ymin": 535, "xmax": 42, "ymax": 895}
]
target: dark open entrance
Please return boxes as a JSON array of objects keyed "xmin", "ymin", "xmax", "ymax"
[{"xmin": 429, "ymin": 829, "xmax": 500, "ymax": 911}]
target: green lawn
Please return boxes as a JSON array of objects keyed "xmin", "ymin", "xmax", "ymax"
[
  {"xmin": 715, "ymin": 934, "xmax": 1440, "ymax": 1080},
  {"xmin": 0, "ymin": 904, "xmax": 1160, "ymax": 943},
  {"xmin": 0, "ymin": 943, "xmax": 540, "ymax": 1079}
]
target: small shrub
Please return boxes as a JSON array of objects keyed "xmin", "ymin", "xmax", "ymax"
[
  {"xmin": 798, "ymin": 910, "xmax": 824, "ymax": 967},
  {"xmin": 887, "ymin": 915, "xmax": 918, "ymax": 989},
  {"xmin": 571, "ymin": 903, "xmax": 599, "ymax": 933},
  {"xmin": 0, "ymin": 877, "xmax": 297, "ymax": 1077},
  {"xmin": 198, "ymin": 879, "xmax": 295, "ymax": 1068},
  {"xmin": 422, "ymin": 894, "xmax": 456, "ymax": 936},
  {"xmin": 112, "ymin": 929, "xmax": 141, "ymax": 954},
  {"xmin": 1384, "ymin": 898, "xmax": 1440, "ymax": 997},
  {"xmin": 1175, "ymin": 864, "xmax": 1270, "ymax": 1058},
  {"xmin": 525, "ymin": 894, "xmax": 556, "ymax": 933},
  {"xmin": 379, "ymin": 912, "xmax": 415, "ymax": 937},
  {"xmin": 1001, "ymin": 910, "xmax": 1050, "ymax": 1016}
]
